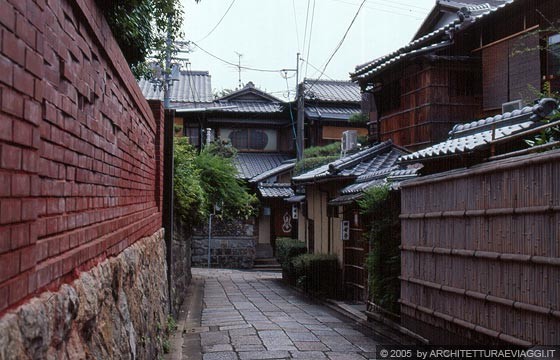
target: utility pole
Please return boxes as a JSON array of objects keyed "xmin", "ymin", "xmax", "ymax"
[
  {"xmin": 296, "ymin": 53, "xmax": 305, "ymax": 161},
  {"xmin": 162, "ymin": 13, "xmax": 174, "ymax": 315}
]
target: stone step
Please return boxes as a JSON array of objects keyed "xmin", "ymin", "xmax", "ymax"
[{"xmin": 254, "ymin": 258, "xmax": 280, "ymax": 265}]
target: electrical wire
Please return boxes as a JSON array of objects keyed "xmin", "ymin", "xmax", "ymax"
[
  {"xmin": 328, "ymin": 0, "xmax": 425, "ymax": 19},
  {"xmin": 306, "ymin": 0, "xmax": 367, "ymax": 94},
  {"xmin": 304, "ymin": 0, "xmax": 316, "ymax": 79},
  {"xmin": 292, "ymin": 0, "xmax": 301, "ymax": 53},
  {"xmin": 191, "ymin": 42, "xmax": 290, "ymax": 73},
  {"xmin": 196, "ymin": 0, "xmax": 237, "ymax": 42},
  {"xmin": 301, "ymin": 58, "xmax": 334, "ymax": 80},
  {"xmin": 302, "ymin": 0, "xmax": 312, "ymax": 54}
]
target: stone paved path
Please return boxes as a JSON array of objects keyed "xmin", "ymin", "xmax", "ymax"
[{"xmin": 169, "ymin": 268, "xmax": 394, "ymax": 360}]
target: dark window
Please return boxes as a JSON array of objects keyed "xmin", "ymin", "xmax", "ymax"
[
  {"xmin": 185, "ymin": 127, "xmax": 200, "ymax": 147},
  {"xmin": 229, "ymin": 129, "xmax": 269, "ymax": 150},
  {"xmin": 546, "ymin": 34, "xmax": 560, "ymax": 79}
]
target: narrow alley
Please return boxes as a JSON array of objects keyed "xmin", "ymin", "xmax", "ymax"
[{"xmin": 168, "ymin": 269, "xmax": 396, "ymax": 360}]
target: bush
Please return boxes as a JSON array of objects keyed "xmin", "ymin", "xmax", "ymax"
[
  {"xmin": 174, "ymin": 138, "xmax": 207, "ymax": 225},
  {"xmin": 294, "ymin": 155, "xmax": 339, "ymax": 175},
  {"xmin": 194, "ymin": 148, "xmax": 257, "ymax": 220},
  {"xmin": 303, "ymin": 142, "xmax": 341, "ymax": 158},
  {"xmin": 290, "ymin": 253, "xmax": 341, "ymax": 298},
  {"xmin": 348, "ymin": 113, "xmax": 368, "ymax": 124},
  {"xmin": 276, "ymin": 238, "xmax": 307, "ymax": 269},
  {"xmin": 359, "ymin": 185, "xmax": 401, "ymax": 315}
]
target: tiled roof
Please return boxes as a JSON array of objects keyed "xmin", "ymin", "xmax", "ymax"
[
  {"xmin": 400, "ymin": 98, "xmax": 559, "ymax": 163},
  {"xmin": 249, "ymin": 161, "xmax": 296, "ymax": 184},
  {"xmin": 214, "ymin": 101, "xmax": 284, "ymax": 113},
  {"xmin": 303, "ymin": 80, "xmax": 361, "ymax": 103},
  {"xmin": 329, "ymin": 165, "xmax": 421, "ymax": 205},
  {"xmin": 305, "ymin": 105, "xmax": 361, "ymax": 121},
  {"xmin": 234, "ymin": 153, "xmax": 293, "ymax": 180},
  {"xmin": 292, "ymin": 141, "xmax": 405, "ymax": 183},
  {"xmin": 351, "ymin": 0, "xmax": 516, "ymax": 81},
  {"xmin": 137, "ymin": 70, "xmax": 213, "ymax": 103},
  {"xmin": 258, "ymin": 183, "xmax": 294, "ymax": 199}
]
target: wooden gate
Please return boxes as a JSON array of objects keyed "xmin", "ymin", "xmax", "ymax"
[{"xmin": 342, "ymin": 207, "xmax": 368, "ymax": 302}]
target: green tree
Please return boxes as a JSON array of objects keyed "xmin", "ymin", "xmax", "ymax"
[
  {"xmin": 99, "ymin": 0, "xmax": 199, "ymax": 77},
  {"xmin": 174, "ymin": 137, "xmax": 207, "ymax": 224},
  {"xmin": 194, "ymin": 148, "xmax": 257, "ymax": 220}
]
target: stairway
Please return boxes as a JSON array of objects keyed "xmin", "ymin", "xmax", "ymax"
[{"xmin": 253, "ymin": 257, "xmax": 282, "ymax": 272}]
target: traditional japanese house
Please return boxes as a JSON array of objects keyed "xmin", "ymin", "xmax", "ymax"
[
  {"xmin": 137, "ymin": 69, "xmax": 214, "ymax": 139},
  {"xmin": 300, "ymin": 79, "xmax": 367, "ymax": 147},
  {"xmin": 351, "ymin": 0, "xmax": 560, "ymax": 152},
  {"xmin": 291, "ymin": 141, "xmax": 407, "ymax": 299}
]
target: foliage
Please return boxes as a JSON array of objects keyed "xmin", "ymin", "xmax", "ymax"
[
  {"xmin": 294, "ymin": 155, "xmax": 339, "ymax": 175},
  {"xmin": 293, "ymin": 142, "xmax": 341, "ymax": 174},
  {"xmin": 358, "ymin": 185, "xmax": 401, "ymax": 314},
  {"xmin": 174, "ymin": 138, "xmax": 207, "ymax": 224},
  {"xmin": 174, "ymin": 124, "xmax": 183, "ymax": 134},
  {"xmin": 348, "ymin": 113, "xmax": 369, "ymax": 124},
  {"xmin": 525, "ymin": 82, "xmax": 560, "ymax": 148},
  {"xmin": 303, "ymin": 142, "xmax": 341, "ymax": 158},
  {"xmin": 204, "ymin": 139, "xmax": 237, "ymax": 159},
  {"xmin": 99, "ymin": 0, "xmax": 197, "ymax": 78},
  {"xmin": 290, "ymin": 253, "xmax": 341, "ymax": 298},
  {"xmin": 276, "ymin": 238, "xmax": 307, "ymax": 269},
  {"xmin": 194, "ymin": 147, "xmax": 257, "ymax": 220}
]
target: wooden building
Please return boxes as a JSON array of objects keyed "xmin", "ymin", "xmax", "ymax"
[
  {"xmin": 351, "ymin": 0, "xmax": 560, "ymax": 151},
  {"xmin": 291, "ymin": 141, "xmax": 407, "ymax": 300},
  {"xmin": 398, "ymin": 98, "xmax": 560, "ymax": 345},
  {"xmin": 300, "ymin": 79, "xmax": 368, "ymax": 147}
]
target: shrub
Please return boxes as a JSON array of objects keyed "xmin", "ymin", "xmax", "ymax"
[
  {"xmin": 174, "ymin": 138, "xmax": 207, "ymax": 225},
  {"xmin": 276, "ymin": 238, "xmax": 307, "ymax": 269},
  {"xmin": 348, "ymin": 113, "xmax": 368, "ymax": 124},
  {"xmin": 290, "ymin": 253, "xmax": 341, "ymax": 298},
  {"xmin": 194, "ymin": 148, "xmax": 257, "ymax": 220},
  {"xmin": 294, "ymin": 155, "xmax": 339, "ymax": 175},
  {"xmin": 303, "ymin": 142, "xmax": 341, "ymax": 158},
  {"xmin": 359, "ymin": 185, "xmax": 401, "ymax": 315}
]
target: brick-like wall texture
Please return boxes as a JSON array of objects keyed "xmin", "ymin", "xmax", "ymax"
[{"xmin": 0, "ymin": 0, "xmax": 164, "ymax": 314}]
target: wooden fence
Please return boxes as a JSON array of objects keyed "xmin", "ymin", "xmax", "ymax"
[{"xmin": 400, "ymin": 149, "xmax": 560, "ymax": 346}]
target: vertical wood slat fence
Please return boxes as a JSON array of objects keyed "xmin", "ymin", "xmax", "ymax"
[{"xmin": 400, "ymin": 149, "xmax": 560, "ymax": 346}]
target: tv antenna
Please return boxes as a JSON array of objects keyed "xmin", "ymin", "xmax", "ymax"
[{"xmin": 234, "ymin": 51, "xmax": 243, "ymax": 88}]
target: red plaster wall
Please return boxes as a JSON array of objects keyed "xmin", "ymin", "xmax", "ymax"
[{"xmin": 0, "ymin": 0, "xmax": 164, "ymax": 314}]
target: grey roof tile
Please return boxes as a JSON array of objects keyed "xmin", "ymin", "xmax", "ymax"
[
  {"xmin": 399, "ymin": 98, "xmax": 559, "ymax": 163},
  {"xmin": 214, "ymin": 101, "xmax": 284, "ymax": 113},
  {"xmin": 234, "ymin": 153, "xmax": 293, "ymax": 180},
  {"xmin": 305, "ymin": 105, "xmax": 361, "ymax": 121},
  {"xmin": 292, "ymin": 141, "xmax": 404, "ymax": 183},
  {"xmin": 258, "ymin": 183, "xmax": 294, "ymax": 199},
  {"xmin": 138, "ymin": 70, "xmax": 213, "ymax": 103},
  {"xmin": 249, "ymin": 161, "xmax": 296, "ymax": 184},
  {"xmin": 303, "ymin": 80, "xmax": 361, "ymax": 103}
]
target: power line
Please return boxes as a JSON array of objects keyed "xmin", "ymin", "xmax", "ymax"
[
  {"xmin": 328, "ymin": 0, "xmax": 425, "ymax": 19},
  {"xmin": 304, "ymin": 0, "xmax": 317, "ymax": 79},
  {"xmin": 307, "ymin": 0, "xmax": 367, "ymax": 93},
  {"xmin": 292, "ymin": 0, "xmax": 301, "ymax": 53},
  {"xmin": 191, "ymin": 42, "xmax": 291, "ymax": 73},
  {"xmin": 302, "ymin": 0, "xmax": 312, "ymax": 56},
  {"xmin": 301, "ymin": 58, "xmax": 334, "ymax": 80},
  {"xmin": 196, "ymin": 0, "xmax": 237, "ymax": 42}
]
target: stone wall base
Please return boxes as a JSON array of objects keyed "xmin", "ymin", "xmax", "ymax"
[
  {"xmin": 192, "ymin": 236, "xmax": 255, "ymax": 269},
  {"xmin": 0, "ymin": 229, "xmax": 168, "ymax": 360}
]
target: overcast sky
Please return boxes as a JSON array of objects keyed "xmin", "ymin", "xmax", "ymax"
[{"xmin": 179, "ymin": 0, "xmax": 436, "ymax": 99}]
